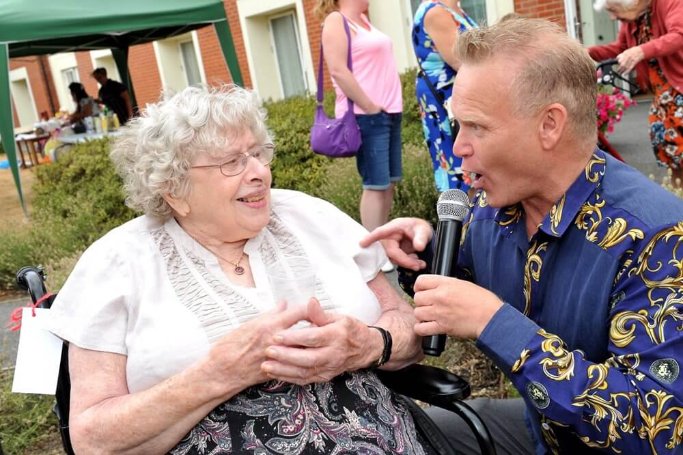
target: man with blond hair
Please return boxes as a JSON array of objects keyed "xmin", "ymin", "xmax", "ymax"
[{"xmin": 363, "ymin": 16, "xmax": 683, "ymax": 454}]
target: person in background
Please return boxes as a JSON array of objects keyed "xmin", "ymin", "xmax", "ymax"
[
  {"xmin": 412, "ymin": 0, "xmax": 477, "ymax": 192},
  {"xmin": 91, "ymin": 67, "xmax": 134, "ymax": 125},
  {"xmin": 362, "ymin": 16, "xmax": 683, "ymax": 454},
  {"xmin": 67, "ymin": 82, "xmax": 99, "ymax": 132},
  {"xmin": 315, "ymin": 0, "xmax": 403, "ymax": 272},
  {"xmin": 67, "ymin": 82, "xmax": 95, "ymax": 122},
  {"xmin": 48, "ymin": 85, "xmax": 429, "ymax": 454},
  {"xmin": 588, "ymin": 0, "xmax": 683, "ymax": 186}
]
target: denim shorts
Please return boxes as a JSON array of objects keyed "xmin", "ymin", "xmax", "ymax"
[{"xmin": 355, "ymin": 111, "xmax": 403, "ymax": 190}]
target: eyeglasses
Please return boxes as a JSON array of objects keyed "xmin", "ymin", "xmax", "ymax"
[{"xmin": 190, "ymin": 144, "xmax": 275, "ymax": 177}]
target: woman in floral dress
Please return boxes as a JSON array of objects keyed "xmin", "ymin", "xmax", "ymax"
[{"xmin": 412, "ymin": 0, "xmax": 477, "ymax": 192}]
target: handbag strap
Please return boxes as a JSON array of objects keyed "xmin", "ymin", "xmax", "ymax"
[
  {"xmin": 417, "ymin": 66, "xmax": 446, "ymax": 105},
  {"xmin": 317, "ymin": 13, "xmax": 353, "ymax": 113}
]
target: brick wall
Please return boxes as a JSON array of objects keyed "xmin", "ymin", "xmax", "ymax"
[
  {"xmin": 127, "ymin": 43, "xmax": 163, "ymax": 108},
  {"xmin": 74, "ymin": 52, "xmax": 97, "ymax": 96},
  {"xmin": 8, "ymin": 56, "xmax": 62, "ymax": 125},
  {"xmin": 514, "ymin": 0, "xmax": 567, "ymax": 28}
]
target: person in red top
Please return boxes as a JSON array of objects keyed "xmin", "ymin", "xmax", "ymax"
[{"xmin": 588, "ymin": 0, "xmax": 683, "ymax": 186}]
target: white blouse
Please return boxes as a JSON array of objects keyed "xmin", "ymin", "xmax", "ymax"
[{"xmin": 49, "ymin": 189, "xmax": 387, "ymax": 393}]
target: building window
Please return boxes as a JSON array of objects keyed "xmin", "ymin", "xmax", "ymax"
[
  {"xmin": 180, "ymin": 41, "xmax": 202, "ymax": 87},
  {"xmin": 62, "ymin": 67, "xmax": 79, "ymax": 86},
  {"xmin": 460, "ymin": 0, "xmax": 487, "ymax": 25},
  {"xmin": 270, "ymin": 13, "xmax": 306, "ymax": 98}
]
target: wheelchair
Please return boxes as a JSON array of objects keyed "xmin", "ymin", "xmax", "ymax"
[{"xmin": 16, "ymin": 266, "xmax": 496, "ymax": 455}]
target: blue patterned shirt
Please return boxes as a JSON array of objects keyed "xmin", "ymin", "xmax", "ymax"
[{"xmin": 463, "ymin": 151, "xmax": 683, "ymax": 453}]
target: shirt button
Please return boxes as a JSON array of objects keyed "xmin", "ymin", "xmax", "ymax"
[{"xmin": 542, "ymin": 423, "xmax": 551, "ymax": 430}]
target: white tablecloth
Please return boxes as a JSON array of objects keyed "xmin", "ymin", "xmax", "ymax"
[{"xmin": 58, "ymin": 131, "xmax": 121, "ymax": 145}]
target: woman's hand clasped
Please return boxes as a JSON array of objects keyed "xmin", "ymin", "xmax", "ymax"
[{"xmin": 261, "ymin": 299, "xmax": 376, "ymax": 385}]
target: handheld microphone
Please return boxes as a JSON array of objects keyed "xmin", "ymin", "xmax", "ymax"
[{"xmin": 422, "ymin": 189, "xmax": 470, "ymax": 356}]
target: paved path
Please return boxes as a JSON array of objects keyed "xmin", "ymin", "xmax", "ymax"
[
  {"xmin": 1, "ymin": 297, "xmax": 28, "ymax": 370},
  {"xmin": 607, "ymin": 95, "xmax": 667, "ymax": 182},
  {"xmin": 0, "ymin": 94, "xmax": 664, "ymax": 371}
]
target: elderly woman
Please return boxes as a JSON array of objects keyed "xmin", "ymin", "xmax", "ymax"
[
  {"xmin": 588, "ymin": 0, "xmax": 683, "ymax": 185},
  {"xmin": 48, "ymin": 85, "xmax": 427, "ymax": 453}
]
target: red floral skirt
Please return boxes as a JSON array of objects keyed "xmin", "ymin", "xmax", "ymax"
[{"xmin": 648, "ymin": 64, "xmax": 683, "ymax": 170}]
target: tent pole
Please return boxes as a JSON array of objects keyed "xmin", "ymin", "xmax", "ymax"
[
  {"xmin": 112, "ymin": 47, "xmax": 138, "ymax": 114},
  {"xmin": 214, "ymin": 20, "xmax": 243, "ymax": 87},
  {"xmin": 0, "ymin": 43, "xmax": 27, "ymax": 216}
]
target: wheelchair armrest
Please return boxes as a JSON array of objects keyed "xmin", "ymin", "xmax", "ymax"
[
  {"xmin": 376, "ymin": 363, "xmax": 470, "ymax": 404},
  {"xmin": 378, "ymin": 364, "xmax": 497, "ymax": 455},
  {"xmin": 16, "ymin": 266, "xmax": 50, "ymax": 306}
]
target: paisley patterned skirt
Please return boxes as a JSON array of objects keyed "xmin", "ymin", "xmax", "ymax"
[{"xmin": 169, "ymin": 371, "xmax": 434, "ymax": 454}]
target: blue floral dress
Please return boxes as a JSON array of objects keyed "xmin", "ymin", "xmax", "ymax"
[{"xmin": 412, "ymin": 1, "xmax": 477, "ymax": 192}]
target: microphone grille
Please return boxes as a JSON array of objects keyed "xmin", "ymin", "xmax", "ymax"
[{"xmin": 436, "ymin": 189, "xmax": 470, "ymax": 221}]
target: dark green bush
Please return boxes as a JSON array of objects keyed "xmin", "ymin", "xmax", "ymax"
[
  {"xmin": 31, "ymin": 139, "xmax": 136, "ymax": 256},
  {"xmin": 265, "ymin": 95, "xmax": 329, "ymax": 195},
  {"xmin": 400, "ymin": 68, "xmax": 424, "ymax": 147},
  {"xmin": 0, "ymin": 369, "xmax": 57, "ymax": 455}
]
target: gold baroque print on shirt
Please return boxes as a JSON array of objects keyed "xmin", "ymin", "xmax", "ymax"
[
  {"xmin": 575, "ymin": 195, "xmax": 644, "ymax": 249},
  {"xmin": 606, "ymin": 354, "xmax": 643, "ymax": 380},
  {"xmin": 585, "ymin": 153, "xmax": 606, "ymax": 183},
  {"xmin": 511, "ymin": 349, "xmax": 531, "ymax": 373},
  {"xmin": 638, "ymin": 390, "xmax": 683, "ymax": 452},
  {"xmin": 573, "ymin": 390, "xmax": 637, "ymax": 450},
  {"xmin": 599, "ymin": 218, "xmax": 645, "ymax": 250},
  {"xmin": 586, "ymin": 364, "xmax": 610, "ymax": 391},
  {"xmin": 611, "ymin": 291, "xmax": 683, "ymax": 348},
  {"xmin": 539, "ymin": 415, "xmax": 562, "ymax": 455},
  {"xmin": 538, "ymin": 329, "xmax": 575, "ymax": 381},
  {"xmin": 549, "ymin": 195, "xmax": 565, "ymax": 235},
  {"xmin": 523, "ymin": 240, "xmax": 548, "ymax": 316},
  {"xmin": 477, "ymin": 191, "xmax": 489, "ymax": 208},
  {"xmin": 498, "ymin": 204, "xmax": 523, "ymax": 227},
  {"xmin": 632, "ymin": 222, "xmax": 683, "ymax": 290}
]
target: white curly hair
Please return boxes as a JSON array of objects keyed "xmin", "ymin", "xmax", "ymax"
[
  {"xmin": 593, "ymin": 0, "xmax": 638, "ymax": 11},
  {"xmin": 110, "ymin": 84, "xmax": 271, "ymax": 218}
]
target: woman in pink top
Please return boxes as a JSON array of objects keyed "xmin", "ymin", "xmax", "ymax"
[{"xmin": 316, "ymin": 0, "xmax": 403, "ymax": 260}]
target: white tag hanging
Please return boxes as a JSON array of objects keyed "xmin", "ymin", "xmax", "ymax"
[{"xmin": 12, "ymin": 308, "xmax": 63, "ymax": 395}]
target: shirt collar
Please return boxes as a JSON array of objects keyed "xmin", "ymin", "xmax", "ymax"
[{"xmin": 494, "ymin": 149, "xmax": 607, "ymax": 237}]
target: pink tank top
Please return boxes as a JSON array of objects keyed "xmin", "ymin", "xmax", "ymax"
[{"xmin": 333, "ymin": 15, "xmax": 403, "ymax": 118}]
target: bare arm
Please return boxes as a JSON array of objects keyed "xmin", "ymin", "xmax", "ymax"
[
  {"xmin": 69, "ymin": 101, "xmax": 92, "ymax": 123},
  {"xmin": 121, "ymin": 90, "xmax": 134, "ymax": 118},
  {"xmin": 367, "ymin": 272, "xmax": 424, "ymax": 370},
  {"xmin": 322, "ymin": 12, "xmax": 381, "ymax": 114},
  {"xmin": 68, "ymin": 304, "xmax": 308, "ymax": 454},
  {"xmin": 423, "ymin": 6, "xmax": 461, "ymax": 70}
]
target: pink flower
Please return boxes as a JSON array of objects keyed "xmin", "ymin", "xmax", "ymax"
[{"xmin": 596, "ymin": 86, "xmax": 636, "ymax": 135}]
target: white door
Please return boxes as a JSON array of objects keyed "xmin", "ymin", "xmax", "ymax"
[
  {"xmin": 270, "ymin": 13, "xmax": 307, "ymax": 98},
  {"xmin": 579, "ymin": 0, "xmax": 618, "ymax": 46},
  {"xmin": 180, "ymin": 41, "xmax": 202, "ymax": 87},
  {"xmin": 10, "ymin": 78, "xmax": 38, "ymax": 128}
]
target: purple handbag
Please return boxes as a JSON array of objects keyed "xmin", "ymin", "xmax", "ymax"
[{"xmin": 310, "ymin": 16, "xmax": 362, "ymax": 158}]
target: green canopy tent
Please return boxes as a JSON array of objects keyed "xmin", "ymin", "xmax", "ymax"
[{"xmin": 0, "ymin": 0, "xmax": 243, "ymax": 214}]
